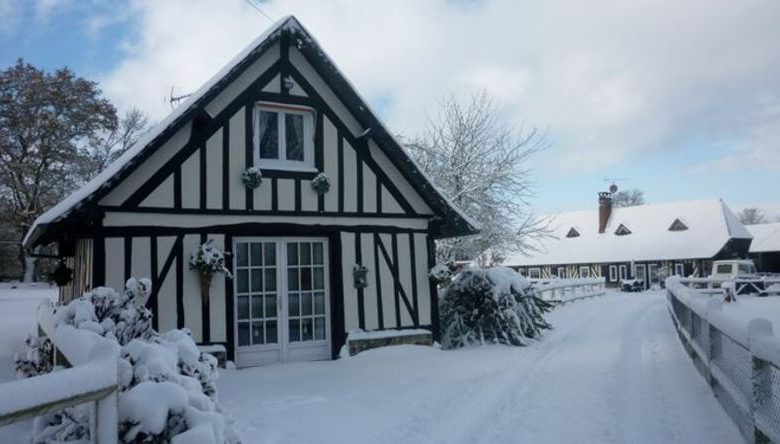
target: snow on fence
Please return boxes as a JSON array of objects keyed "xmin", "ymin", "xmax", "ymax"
[
  {"xmin": 529, "ymin": 277, "xmax": 606, "ymax": 304},
  {"xmin": 666, "ymin": 277, "xmax": 780, "ymax": 443},
  {"xmin": 0, "ymin": 301, "xmax": 119, "ymax": 443},
  {"xmin": 675, "ymin": 276, "xmax": 780, "ymax": 297}
]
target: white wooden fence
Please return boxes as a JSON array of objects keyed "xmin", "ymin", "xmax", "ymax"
[
  {"xmin": 529, "ymin": 277, "xmax": 606, "ymax": 304},
  {"xmin": 667, "ymin": 278, "xmax": 780, "ymax": 443},
  {"xmin": 675, "ymin": 276, "xmax": 780, "ymax": 297},
  {"xmin": 0, "ymin": 302, "xmax": 119, "ymax": 443}
]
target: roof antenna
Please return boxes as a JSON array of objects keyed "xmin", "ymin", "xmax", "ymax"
[{"xmin": 169, "ymin": 86, "xmax": 193, "ymax": 110}]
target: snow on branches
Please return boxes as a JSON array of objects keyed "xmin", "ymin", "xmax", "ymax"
[
  {"xmin": 440, "ymin": 267, "xmax": 553, "ymax": 349},
  {"xmin": 19, "ymin": 278, "xmax": 238, "ymax": 443}
]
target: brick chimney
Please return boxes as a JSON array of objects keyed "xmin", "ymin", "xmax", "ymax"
[{"xmin": 598, "ymin": 191, "xmax": 613, "ymax": 233}]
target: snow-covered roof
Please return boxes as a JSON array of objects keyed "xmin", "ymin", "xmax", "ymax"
[
  {"xmin": 747, "ymin": 222, "xmax": 780, "ymax": 253},
  {"xmin": 24, "ymin": 16, "xmax": 477, "ymax": 248},
  {"xmin": 503, "ymin": 199, "xmax": 752, "ymax": 266}
]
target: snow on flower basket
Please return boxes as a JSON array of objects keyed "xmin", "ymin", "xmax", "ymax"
[
  {"xmin": 189, "ymin": 239, "xmax": 232, "ymax": 304},
  {"xmin": 439, "ymin": 267, "xmax": 553, "ymax": 349},
  {"xmin": 311, "ymin": 172, "xmax": 331, "ymax": 195},
  {"xmin": 241, "ymin": 166, "xmax": 263, "ymax": 189}
]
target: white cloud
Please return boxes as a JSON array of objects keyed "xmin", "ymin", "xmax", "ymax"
[{"xmin": 101, "ymin": 0, "xmax": 780, "ymax": 172}]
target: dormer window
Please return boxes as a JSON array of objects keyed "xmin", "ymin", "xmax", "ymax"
[
  {"xmin": 669, "ymin": 218, "xmax": 688, "ymax": 231},
  {"xmin": 566, "ymin": 228, "xmax": 580, "ymax": 238},
  {"xmin": 254, "ymin": 102, "xmax": 315, "ymax": 171},
  {"xmin": 614, "ymin": 224, "xmax": 632, "ymax": 236}
]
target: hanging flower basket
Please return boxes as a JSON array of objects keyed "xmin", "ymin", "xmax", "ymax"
[
  {"xmin": 51, "ymin": 259, "xmax": 73, "ymax": 287},
  {"xmin": 189, "ymin": 239, "xmax": 232, "ymax": 304},
  {"xmin": 242, "ymin": 166, "xmax": 263, "ymax": 189},
  {"xmin": 311, "ymin": 172, "xmax": 331, "ymax": 195},
  {"xmin": 353, "ymin": 264, "xmax": 369, "ymax": 289}
]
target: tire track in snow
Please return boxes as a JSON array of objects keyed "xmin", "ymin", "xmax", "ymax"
[{"xmin": 392, "ymin": 296, "xmax": 608, "ymax": 444}]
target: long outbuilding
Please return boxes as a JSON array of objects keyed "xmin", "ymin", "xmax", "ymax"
[{"xmin": 502, "ymin": 192, "xmax": 752, "ymax": 289}]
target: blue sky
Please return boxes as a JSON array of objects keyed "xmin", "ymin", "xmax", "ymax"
[{"xmin": 2, "ymin": 0, "xmax": 779, "ymax": 217}]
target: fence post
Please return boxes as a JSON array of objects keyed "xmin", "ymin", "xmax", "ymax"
[
  {"xmin": 95, "ymin": 389, "xmax": 118, "ymax": 444},
  {"xmin": 747, "ymin": 319, "xmax": 773, "ymax": 443}
]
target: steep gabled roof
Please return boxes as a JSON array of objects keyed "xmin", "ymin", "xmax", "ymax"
[
  {"xmin": 24, "ymin": 16, "xmax": 477, "ymax": 248},
  {"xmin": 503, "ymin": 199, "xmax": 752, "ymax": 266}
]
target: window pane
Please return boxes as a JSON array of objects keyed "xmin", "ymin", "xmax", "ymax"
[
  {"xmin": 238, "ymin": 322, "xmax": 250, "ymax": 346},
  {"xmin": 265, "ymin": 294, "xmax": 277, "ymax": 318},
  {"xmin": 285, "ymin": 113, "xmax": 304, "ymax": 161},
  {"xmin": 301, "ymin": 292, "xmax": 312, "ymax": 316},
  {"xmin": 236, "ymin": 269, "xmax": 249, "ymax": 293},
  {"xmin": 251, "ymin": 269, "xmax": 263, "ymax": 292},
  {"xmin": 252, "ymin": 322, "xmax": 264, "ymax": 344},
  {"xmin": 264, "ymin": 243, "xmax": 276, "ymax": 266},
  {"xmin": 266, "ymin": 321, "xmax": 277, "ymax": 344},
  {"xmin": 288, "ymin": 293, "xmax": 299, "ymax": 317},
  {"xmin": 288, "ymin": 268, "xmax": 299, "ymax": 291},
  {"xmin": 301, "ymin": 268, "xmax": 312, "ymax": 291},
  {"xmin": 300, "ymin": 243, "xmax": 311, "ymax": 265},
  {"xmin": 251, "ymin": 295, "xmax": 263, "ymax": 320},
  {"xmin": 250, "ymin": 243, "xmax": 262, "ymax": 266},
  {"xmin": 313, "ymin": 243, "xmax": 323, "ymax": 265},
  {"xmin": 265, "ymin": 269, "xmax": 276, "ymax": 291},
  {"xmin": 287, "ymin": 243, "xmax": 298, "ymax": 265},
  {"xmin": 314, "ymin": 317, "xmax": 325, "ymax": 340},
  {"xmin": 236, "ymin": 243, "xmax": 248, "ymax": 266},
  {"xmin": 289, "ymin": 319, "xmax": 300, "ymax": 342},
  {"xmin": 258, "ymin": 111, "xmax": 278, "ymax": 159},
  {"xmin": 237, "ymin": 296, "xmax": 249, "ymax": 320},
  {"xmin": 313, "ymin": 267, "xmax": 324, "ymax": 290},
  {"xmin": 301, "ymin": 318, "xmax": 313, "ymax": 341},
  {"xmin": 314, "ymin": 292, "xmax": 325, "ymax": 315}
]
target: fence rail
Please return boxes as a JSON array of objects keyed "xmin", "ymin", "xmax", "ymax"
[
  {"xmin": 530, "ymin": 277, "xmax": 606, "ymax": 304},
  {"xmin": 667, "ymin": 281, "xmax": 780, "ymax": 443},
  {"xmin": 676, "ymin": 276, "xmax": 780, "ymax": 297},
  {"xmin": 0, "ymin": 301, "xmax": 119, "ymax": 443}
]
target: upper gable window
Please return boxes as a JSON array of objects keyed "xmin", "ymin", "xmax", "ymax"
[
  {"xmin": 566, "ymin": 228, "xmax": 580, "ymax": 238},
  {"xmin": 668, "ymin": 218, "xmax": 688, "ymax": 231},
  {"xmin": 254, "ymin": 103, "xmax": 315, "ymax": 171},
  {"xmin": 614, "ymin": 224, "xmax": 632, "ymax": 236}
]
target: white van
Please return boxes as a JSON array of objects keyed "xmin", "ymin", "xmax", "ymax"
[{"xmin": 710, "ymin": 260, "xmax": 757, "ymax": 279}]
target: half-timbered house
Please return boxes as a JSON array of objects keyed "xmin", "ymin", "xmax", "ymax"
[
  {"xmin": 23, "ymin": 16, "xmax": 477, "ymax": 367},
  {"xmin": 502, "ymin": 191, "xmax": 752, "ymax": 289}
]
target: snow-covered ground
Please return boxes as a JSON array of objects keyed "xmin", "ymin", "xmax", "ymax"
[
  {"xmin": 218, "ymin": 291, "xmax": 742, "ymax": 443},
  {"xmin": 0, "ymin": 282, "xmax": 57, "ymax": 443}
]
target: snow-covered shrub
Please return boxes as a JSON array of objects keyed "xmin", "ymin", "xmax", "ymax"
[
  {"xmin": 28, "ymin": 278, "xmax": 238, "ymax": 443},
  {"xmin": 241, "ymin": 166, "xmax": 263, "ymax": 189},
  {"xmin": 14, "ymin": 335, "xmax": 54, "ymax": 378},
  {"xmin": 440, "ymin": 267, "xmax": 553, "ymax": 349},
  {"xmin": 311, "ymin": 172, "xmax": 331, "ymax": 195}
]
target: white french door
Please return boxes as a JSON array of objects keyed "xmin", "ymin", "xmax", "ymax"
[
  {"xmin": 635, "ymin": 264, "xmax": 647, "ymax": 289},
  {"xmin": 234, "ymin": 237, "xmax": 330, "ymax": 367}
]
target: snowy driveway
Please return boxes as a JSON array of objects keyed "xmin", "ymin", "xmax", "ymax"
[{"xmin": 219, "ymin": 291, "xmax": 742, "ymax": 443}]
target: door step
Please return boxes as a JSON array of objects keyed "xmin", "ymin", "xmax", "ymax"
[{"xmin": 346, "ymin": 329, "xmax": 432, "ymax": 356}]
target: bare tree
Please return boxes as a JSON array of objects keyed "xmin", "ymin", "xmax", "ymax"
[
  {"xmin": 738, "ymin": 207, "xmax": 767, "ymax": 225},
  {"xmin": 405, "ymin": 90, "xmax": 548, "ymax": 263},
  {"xmin": 82, "ymin": 108, "xmax": 149, "ymax": 180},
  {"xmin": 0, "ymin": 60, "xmax": 118, "ymax": 281},
  {"xmin": 612, "ymin": 189, "xmax": 645, "ymax": 207}
]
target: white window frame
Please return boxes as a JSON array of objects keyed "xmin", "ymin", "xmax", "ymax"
[
  {"xmin": 619, "ymin": 264, "xmax": 627, "ymax": 280},
  {"xmin": 253, "ymin": 102, "xmax": 316, "ymax": 172},
  {"xmin": 609, "ymin": 265, "xmax": 618, "ymax": 282},
  {"xmin": 674, "ymin": 263, "xmax": 684, "ymax": 276},
  {"xmin": 528, "ymin": 268, "xmax": 541, "ymax": 279},
  {"xmin": 579, "ymin": 266, "xmax": 590, "ymax": 278}
]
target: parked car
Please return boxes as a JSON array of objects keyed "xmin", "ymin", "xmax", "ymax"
[{"xmin": 620, "ymin": 279, "xmax": 643, "ymax": 292}]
